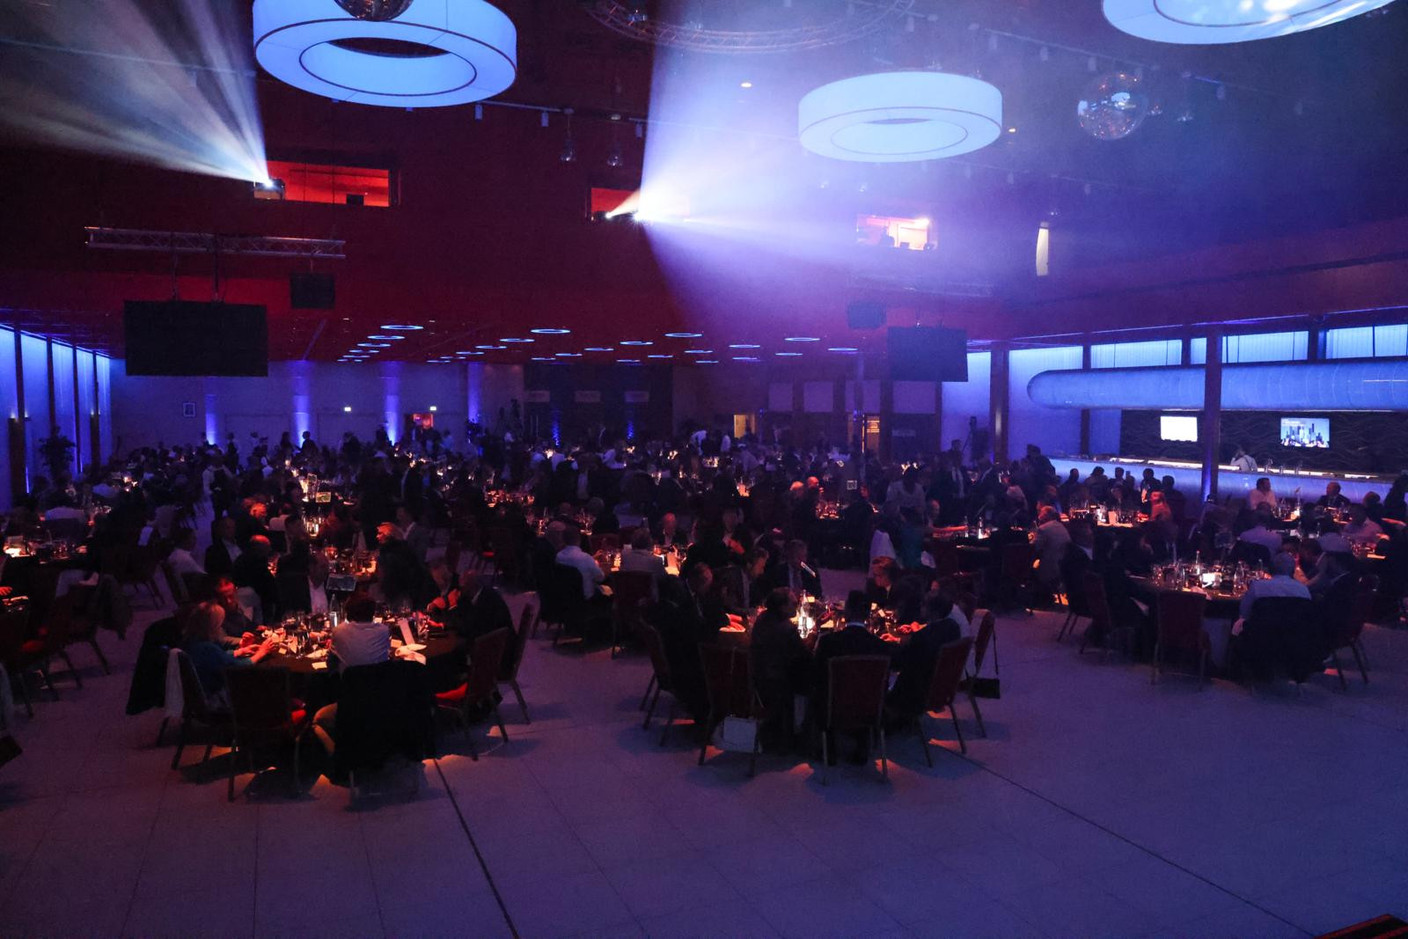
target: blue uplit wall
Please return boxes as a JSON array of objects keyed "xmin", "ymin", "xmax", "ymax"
[
  {"xmin": 940, "ymin": 351, "xmax": 990, "ymax": 450},
  {"xmin": 1190, "ymin": 331, "xmax": 1309, "ymax": 365},
  {"xmin": 1009, "ymin": 345, "xmax": 1082, "ymax": 457},
  {"xmin": 1324, "ymin": 324, "xmax": 1408, "ymax": 359}
]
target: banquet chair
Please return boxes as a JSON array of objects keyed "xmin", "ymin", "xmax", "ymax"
[
  {"xmin": 59, "ymin": 584, "xmax": 110, "ymax": 677},
  {"xmin": 435, "ymin": 627, "xmax": 511, "ymax": 760},
  {"xmin": 638, "ymin": 623, "xmax": 682, "ymax": 746},
  {"xmin": 335, "ymin": 659, "xmax": 435, "ymax": 799},
  {"xmin": 966, "ymin": 610, "xmax": 995, "ymax": 738},
  {"xmin": 997, "ymin": 543, "xmax": 1037, "ymax": 615},
  {"xmin": 275, "ymin": 571, "xmax": 311, "ymax": 614},
  {"xmin": 820, "ymin": 655, "xmax": 891, "ymax": 785},
  {"xmin": 0, "ymin": 607, "xmax": 38, "ymax": 717},
  {"xmin": 497, "ymin": 598, "xmax": 537, "ymax": 723},
  {"xmin": 485, "ymin": 527, "xmax": 521, "ymax": 588},
  {"xmin": 167, "ymin": 648, "xmax": 233, "ymax": 771},
  {"xmin": 443, "ymin": 540, "xmax": 463, "ymax": 582},
  {"xmin": 1078, "ymin": 572, "xmax": 1116, "ymax": 658},
  {"xmin": 225, "ymin": 666, "xmax": 310, "ymax": 801},
  {"xmin": 20, "ymin": 591, "xmax": 88, "ymax": 694},
  {"xmin": 1057, "ymin": 552, "xmax": 1091, "ymax": 642},
  {"xmin": 610, "ymin": 571, "xmax": 655, "ymax": 658},
  {"xmin": 1153, "ymin": 590, "xmax": 1211, "ymax": 688},
  {"xmin": 696, "ymin": 643, "xmax": 761, "ymax": 776},
  {"xmin": 161, "ymin": 561, "xmax": 189, "ymax": 606},
  {"xmin": 914, "ymin": 636, "xmax": 977, "ymax": 763},
  {"xmin": 1325, "ymin": 577, "xmax": 1374, "ymax": 689}
]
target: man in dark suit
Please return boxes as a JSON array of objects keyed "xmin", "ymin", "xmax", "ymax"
[
  {"xmin": 204, "ymin": 515, "xmax": 241, "ymax": 577},
  {"xmin": 886, "ymin": 596, "xmax": 963, "ymax": 720},
  {"xmin": 768, "ymin": 540, "xmax": 823, "ymax": 599},
  {"xmin": 451, "ymin": 568, "xmax": 514, "ymax": 646},
  {"xmin": 654, "ymin": 564, "xmax": 727, "ymax": 720},
  {"xmin": 813, "ymin": 590, "xmax": 894, "ymax": 764},
  {"xmin": 231, "ymin": 535, "xmax": 279, "ymax": 625}
]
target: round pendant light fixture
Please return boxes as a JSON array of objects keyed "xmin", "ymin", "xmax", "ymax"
[
  {"xmin": 253, "ymin": 0, "xmax": 516, "ymax": 108},
  {"xmin": 799, "ymin": 72, "xmax": 1002, "ymax": 163},
  {"xmin": 335, "ymin": 0, "xmax": 415, "ymax": 20},
  {"xmin": 1103, "ymin": 0, "xmax": 1395, "ymax": 44}
]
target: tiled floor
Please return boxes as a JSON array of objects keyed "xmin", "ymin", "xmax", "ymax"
[{"xmin": 3, "ymin": 568, "xmax": 1407, "ymax": 938}]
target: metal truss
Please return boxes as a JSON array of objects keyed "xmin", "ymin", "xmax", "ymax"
[
  {"xmin": 585, "ymin": 0, "xmax": 915, "ymax": 54},
  {"xmin": 84, "ymin": 227, "xmax": 346, "ymax": 260}
]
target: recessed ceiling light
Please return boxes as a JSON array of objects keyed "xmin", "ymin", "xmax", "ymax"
[
  {"xmin": 531, "ymin": 356, "xmax": 553, "ymax": 361},
  {"xmin": 647, "ymin": 354, "xmax": 672, "ymax": 359},
  {"xmin": 530, "ymin": 328, "xmax": 571, "ymax": 335},
  {"xmin": 697, "ymin": 359, "xmax": 718, "ymax": 364},
  {"xmin": 358, "ymin": 342, "xmax": 391, "ymax": 348},
  {"xmin": 584, "ymin": 347, "xmax": 614, "ymax": 353},
  {"xmin": 776, "ymin": 352, "xmax": 803, "ymax": 357},
  {"xmin": 733, "ymin": 356, "xmax": 761, "ymax": 362},
  {"xmin": 728, "ymin": 343, "xmax": 761, "ymax": 350},
  {"xmin": 684, "ymin": 349, "xmax": 713, "ymax": 355},
  {"xmin": 343, "ymin": 405, "xmax": 352, "ymax": 412},
  {"xmin": 500, "ymin": 337, "xmax": 534, "ymax": 343},
  {"xmin": 381, "ymin": 324, "xmax": 423, "ymax": 331},
  {"xmin": 785, "ymin": 336, "xmax": 821, "ymax": 342},
  {"xmin": 367, "ymin": 334, "xmax": 405, "ymax": 341},
  {"xmin": 556, "ymin": 352, "xmax": 582, "ymax": 358},
  {"xmin": 740, "ymin": 81, "xmax": 753, "ymax": 89},
  {"xmin": 476, "ymin": 345, "xmax": 507, "ymax": 350},
  {"xmin": 617, "ymin": 358, "xmax": 641, "ymax": 363},
  {"xmin": 664, "ymin": 332, "xmax": 703, "ymax": 338},
  {"xmin": 619, "ymin": 340, "xmax": 653, "ymax": 346},
  {"xmin": 828, "ymin": 347, "xmax": 859, "ymax": 353}
]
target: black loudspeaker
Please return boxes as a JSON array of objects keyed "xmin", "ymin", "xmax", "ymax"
[
  {"xmin": 887, "ymin": 326, "xmax": 969, "ymax": 381},
  {"xmin": 846, "ymin": 300, "xmax": 885, "ymax": 329},
  {"xmin": 290, "ymin": 272, "xmax": 335, "ymax": 309}
]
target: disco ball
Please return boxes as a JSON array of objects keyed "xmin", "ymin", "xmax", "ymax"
[
  {"xmin": 335, "ymin": 0, "xmax": 414, "ymax": 21},
  {"xmin": 1077, "ymin": 72, "xmax": 1149, "ymax": 141}
]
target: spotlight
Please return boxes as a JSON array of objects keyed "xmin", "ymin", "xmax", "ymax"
[
  {"xmin": 625, "ymin": 1, "xmax": 647, "ymax": 24},
  {"xmin": 561, "ymin": 135, "xmax": 577, "ymax": 163},
  {"xmin": 253, "ymin": 177, "xmax": 286, "ymax": 200},
  {"xmin": 606, "ymin": 142, "xmax": 624, "ymax": 168}
]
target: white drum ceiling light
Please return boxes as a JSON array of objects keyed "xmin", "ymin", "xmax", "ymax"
[
  {"xmin": 798, "ymin": 72, "xmax": 1002, "ymax": 163},
  {"xmin": 1103, "ymin": 0, "xmax": 1395, "ymax": 44},
  {"xmin": 253, "ymin": 0, "xmax": 516, "ymax": 108}
]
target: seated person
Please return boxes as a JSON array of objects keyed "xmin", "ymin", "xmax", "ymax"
[
  {"xmin": 181, "ymin": 601, "xmax": 275, "ymax": 705},
  {"xmin": 1238, "ymin": 509, "xmax": 1283, "ymax": 556},
  {"xmin": 813, "ymin": 590, "xmax": 894, "ymax": 764},
  {"xmin": 743, "ymin": 547, "xmax": 771, "ymax": 608},
  {"xmin": 424, "ymin": 560, "xmax": 460, "ymax": 623},
  {"xmin": 555, "ymin": 525, "xmax": 607, "ymax": 600},
  {"xmin": 376, "ymin": 521, "xmax": 434, "ymax": 610},
  {"xmin": 865, "ymin": 556, "xmax": 898, "ymax": 609},
  {"xmin": 450, "ymin": 567, "xmax": 514, "ymax": 645},
  {"xmin": 1032, "ymin": 506, "xmax": 1071, "ymax": 592},
  {"xmin": 1307, "ymin": 535, "xmax": 1357, "ymax": 599},
  {"xmin": 618, "ymin": 527, "xmax": 667, "ymax": 579},
  {"xmin": 767, "ymin": 539, "xmax": 823, "ymax": 599},
  {"xmin": 312, "ymin": 593, "xmax": 392, "ymax": 754},
  {"xmin": 210, "ymin": 575, "xmax": 254, "ymax": 640},
  {"xmin": 166, "ymin": 527, "xmax": 205, "ymax": 578},
  {"xmin": 231, "ymin": 535, "xmax": 279, "ymax": 625},
  {"xmin": 1248, "ymin": 477, "xmax": 1278, "ymax": 513},
  {"xmin": 1342, "ymin": 505, "xmax": 1384, "ymax": 549},
  {"xmin": 1237, "ymin": 551, "xmax": 1311, "ymax": 623},
  {"xmin": 1317, "ymin": 481, "xmax": 1350, "ymax": 510},
  {"xmin": 748, "ymin": 588, "xmax": 813, "ymax": 750},
  {"xmin": 887, "ymin": 594, "xmax": 966, "ymax": 721},
  {"xmin": 654, "ymin": 564, "xmax": 728, "ymax": 720}
]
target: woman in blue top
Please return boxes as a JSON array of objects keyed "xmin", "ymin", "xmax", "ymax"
[{"xmin": 182, "ymin": 602, "xmax": 276, "ymax": 703}]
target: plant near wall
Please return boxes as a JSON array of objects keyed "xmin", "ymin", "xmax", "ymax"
[{"xmin": 38, "ymin": 426, "xmax": 76, "ymax": 482}]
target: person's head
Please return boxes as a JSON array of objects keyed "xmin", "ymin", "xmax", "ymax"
[
  {"xmin": 1067, "ymin": 468, "xmax": 1080, "ymax": 482},
  {"xmin": 395, "ymin": 504, "xmax": 414, "ymax": 527},
  {"xmin": 922, "ymin": 592, "xmax": 954, "ymax": 624},
  {"xmin": 744, "ymin": 547, "xmax": 769, "ymax": 578},
  {"xmin": 660, "ymin": 512, "xmax": 677, "ymax": 533},
  {"xmin": 213, "ymin": 515, "xmax": 235, "ymax": 542},
  {"xmin": 561, "ymin": 525, "xmax": 582, "ymax": 548},
  {"xmin": 212, "ymin": 575, "xmax": 237, "ymax": 607},
  {"xmin": 1142, "ymin": 468, "xmax": 1155, "ymax": 481},
  {"xmin": 844, "ymin": 589, "xmax": 871, "ymax": 623},
  {"xmin": 1252, "ymin": 507, "xmax": 1274, "ymax": 529},
  {"xmin": 1364, "ymin": 491, "xmax": 1382, "ymax": 509},
  {"xmin": 686, "ymin": 563, "xmax": 713, "ymax": 596},
  {"xmin": 182, "ymin": 601, "xmax": 226, "ymax": 644},
  {"xmin": 429, "ymin": 560, "xmax": 452, "ymax": 593},
  {"xmin": 869, "ymin": 556, "xmax": 897, "ymax": 589},
  {"xmin": 344, "ymin": 593, "xmax": 377, "ymax": 622},
  {"xmin": 1038, "ymin": 506, "xmax": 1060, "ymax": 525},
  {"xmin": 247, "ymin": 535, "xmax": 271, "ymax": 558},
  {"xmin": 376, "ymin": 522, "xmax": 399, "ymax": 546},
  {"xmin": 1270, "ymin": 552, "xmax": 1297, "ymax": 577},
  {"xmin": 249, "ymin": 501, "xmax": 268, "ymax": 521},
  {"xmin": 763, "ymin": 587, "xmax": 795, "ymax": 618},
  {"xmin": 630, "ymin": 528, "xmax": 653, "ymax": 551},
  {"xmin": 785, "ymin": 539, "xmax": 808, "ymax": 566},
  {"xmin": 1327, "ymin": 481, "xmax": 1342, "ymax": 498},
  {"xmin": 1256, "ymin": 477, "xmax": 1271, "ymax": 492}
]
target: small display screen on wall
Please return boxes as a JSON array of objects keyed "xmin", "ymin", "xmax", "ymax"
[
  {"xmin": 1159, "ymin": 415, "xmax": 1199, "ymax": 442},
  {"xmin": 1281, "ymin": 416, "xmax": 1330, "ymax": 448}
]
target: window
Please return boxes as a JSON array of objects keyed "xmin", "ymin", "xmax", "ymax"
[
  {"xmin": 856, "ymin": 214, "xmax": 933, "ymax": 251},
  {"xmin": 1324, "ymin": 324, "xmax": 1408, "ymax": 359},
  {"xmin": 1190, "ymin": 331, "xmax": 1308, "ymax": 365},
  {"xmin": 260, "ymin": 160, "xmax": 392, "ymax": 206},
  {"xmin": 1090, "ymin": 340, "xmax": 1182, "ymax": 368}
]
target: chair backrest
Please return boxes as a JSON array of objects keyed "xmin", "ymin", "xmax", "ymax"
[
  {"xmin": 173, "ymin": 648, "xmax": 218, "ymax": 720},
  {"xmin": 0, "ymin": 608, "xmax": 29, "ymax": 662},
  {"xmin": 638, "ymin": 622, "xmax": 672, "ymax": 685},
  {"xmin": 699, "ymin": 642, "xmax": 752, "ymax": 720},
  {"xmin": 924, "ymin": 637, "xmax": 975, "ymax": 712},
  {"xmin": 467, "ymin": 627, "xmax": 512, "ymax": 701},
  {"xmin": 970, "ymin": 609, "xmax": 996, "ymax": 674},
  {"xmin": 549, "ymin": 564, "xmax": 586, "ymax": 613},
  {"xmin": 39, "ymin": 592, "xmax": 81, "ymax": 650},
  {"xmin": 499, "ymin": 599, "xmax": 536, "ymax": 682},
  {"xmin": 1329, "ymin": 576, "xmax": 1376, "ymax": 648},
  {"xmin": 335, "ymin": 659, "xmax": 434, "ymax": 775},
  {"xmin": 826, "ymin": 655, "xmax": 890, "ymax": 732},
  {"xmin": 444, "ymin": 540, "xmax": 463, "ymax": 578},
  {"xmin": 226, "ymin": 666, "xmax": 295, "ymax": 733},
  {"xmin": 1082, "ymin": 572, "xmax": 1113, "ymax": 631},
  {"xmin": 1156, "ymin": 590, "xmax": 1209, "ymax": 652},
  {"xmin": 613, "ymin": 571, "xmax": 655, "ymax": 617},
  {"xmin": 276, "ymin": 571, "xmax": 311, "ymax": 614},
  {"xmin": 162, "ymin": 561, "xmax": 189, "ymax": 605},
  {"xmin": 1001, "ymin": 543, "xmax": 1036, "ymax": 581},
  {"xmin": 931, "ymin": 540, "xmax": 960, "ymax": 577}
]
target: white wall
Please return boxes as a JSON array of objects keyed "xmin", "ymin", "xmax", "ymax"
[{"xmin": 110, "ymin": 360, "xmax": 471, "ymax": 453}]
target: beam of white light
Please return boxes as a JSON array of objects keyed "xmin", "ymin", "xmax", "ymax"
[{"xmin": 0, "ymin": 0, "xmax": 267, "ymax": 183}]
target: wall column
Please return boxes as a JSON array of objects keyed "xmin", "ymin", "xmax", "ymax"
[
  {"xmin": 1200, "ymin": 331, "xmax": 1223, "ymax": 502},
  {"xmin": 1078, "ymin": 341, "xmax": 1092, "ymax": 456},
  {"xmin": 71, "ymin": 345, "xmax": 82, "ymax": 475},
  {"xmin": 11, "ymin": 326, "xmax": 26, "ymax": 501},
  {"xmin": 989, "ymin": 342, "xmax": 1010, "ymax": 464}
]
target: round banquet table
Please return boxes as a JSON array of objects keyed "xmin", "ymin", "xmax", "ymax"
[
  {"xmin": 1128, "ymin": 576, "xmax": 1246, "ymax": 667},
  {"xmin": 260, "ymin": 634, "xmax": 462, "ymax": 710}
]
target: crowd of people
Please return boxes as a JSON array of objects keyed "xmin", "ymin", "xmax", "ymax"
[{"xmin": 12, "ymin": 417, "xmax": 1407, "ymax": 756}]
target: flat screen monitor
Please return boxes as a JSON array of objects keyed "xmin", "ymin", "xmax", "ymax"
[
  {"xmin": 123, "ymin": 301, "xmax": 268, "ymax": 376},
  {"xmin": 1280, "ymin": 416, "xmax": 1329, "ymax": 449},
  {"xmin": 1159, "ymin": 415, "xmax": 1199, "ymax": 443},
  {"xmin": 886, "ymin": 326, "xmax": 968, "ymax": 381}
]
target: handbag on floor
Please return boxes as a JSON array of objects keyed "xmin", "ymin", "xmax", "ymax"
[
  {"xmin": 965, "ymin": 676, "xmax": 1001, "ymax": 699},
  {"xmin": 717, "ymin": 716, "xmax": 759, "ymax": 752}
]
